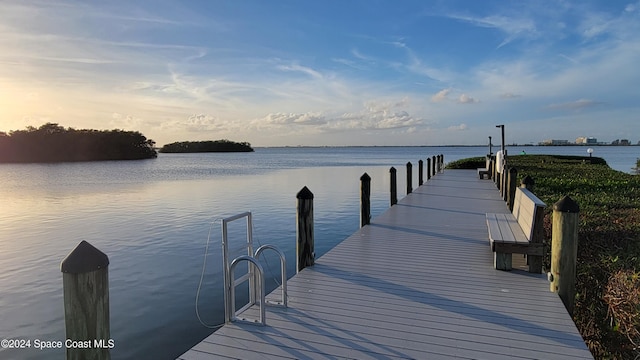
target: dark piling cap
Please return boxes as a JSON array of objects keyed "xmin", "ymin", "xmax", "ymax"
[
  {"xmin": 521, "ymin": 175, "xmax": 534, "ymax": 187},
  {"xmin": 61, "ymin": 240, "xmax": 109, "ymax": 274},
  {"xmin": 554, "ymin": 195, "xmax": 580, "ymax": 213},
  {"xmin": 360, "ymin": 173, "xmax": 371, "ymax": 181},
  {"xmin": 406, "ymin": 161, "xmax": 412, "ymax": 167},
  {"xmin": 390, "ymin": 167, "xmax": 396, "ymax": 173},
  {"xmin": 296, "ymin": 186, "xmax": 314, "ymax": 199}
]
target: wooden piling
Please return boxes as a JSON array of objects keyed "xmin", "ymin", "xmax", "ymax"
[
  {"xmin": 550, "ymin": 196, "xmax": 580, "ymax": 314},
  {"xmin": 529, "ymin": 198, "xmax": 545, "ymax": 274},
  {"xmin": 432, "ymin": 156, "xmax": 436, "ymax": 176},
  {"xmin": 507, "ymin": 167, "xmax": 518, "ymax": 212},
  {"xmin": 426, "ymin": 158, "xmax": 431, "ymax": 180},
  {"xmin": 501, "ymin": 169, "xmax": 508, "ymax": 201},
  {"xmin": 61, "ymin": 240, "xmax": 111, "ymax": 360},
  {"xmin": 418, "ymin": 160, "xmax": 424, "ymax": 186},
  {"xmin": 490, "ymin": 158, "xmax": 496, "ymax": 181},
  {"xmin": 406, "ymin": 162, "xmax": 413, "ymax": 194},
  {"xmin": 389, "ymin": 167, "xmax": 397, "ymax": 206},
  {"xmin": 521, "ymin": 175, "xmax": 534, "ymax": 191},
  {"xmin": 296, "ymin": 186, "xmax": 314, "ymax": 272},
  {"xmin": 360, "ymin": 173, "xmax": 371, "ymax": 227}
]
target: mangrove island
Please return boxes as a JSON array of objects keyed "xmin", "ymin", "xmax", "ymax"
[
  {"xmin": 159, "ymin": 140, "xmax": 254, "ymax": 153},
  {"xmin": 0, "ymin": 123, "xmax": 157, "ymax": 163}
]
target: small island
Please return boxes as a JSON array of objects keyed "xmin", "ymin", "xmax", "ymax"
[
  {"xmin": 159, "ymin": 140, "xmax": 254, "ymax": 153},
  {"xmin": 0, "ymin": 123, "xmax": 157, "ymax": 163}
]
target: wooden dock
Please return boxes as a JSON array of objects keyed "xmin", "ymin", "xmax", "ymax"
[{"xmin": 178, "ymin": 169, "xmax": 593, "ymax": 359}]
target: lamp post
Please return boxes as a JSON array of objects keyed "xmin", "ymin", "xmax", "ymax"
[
  {"xmin": 488, "ymin": 136, "xmax": 493, "ymax": 156},
  {"xmin": 587, "ymin": 148, "xmax": 593, "ymax": 158},
  {"xmin": 495, "ymin": 125, "xmax": 505, "ymax": 151},
  {"xmin": 496, "ymin": 124, "xmax": 505, "ymax": 161}
]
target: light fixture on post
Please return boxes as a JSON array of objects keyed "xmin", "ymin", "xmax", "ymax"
[{"xmin": 587, "ymin": 148, "xmax": 593, "ymax": 158}]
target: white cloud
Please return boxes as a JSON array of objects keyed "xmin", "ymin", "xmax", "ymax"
[
  {"xmin": 447, "ymin": 124, "xmax": 468, "ymax": 131},
  {"xmin": 458, "ymin": 94, "xmax": 479, "ymax": 104},
  {"xmin": 111, "ymin": 112, "xmax": 144, "ymax": 129},
  {"xmin": 445, "ymin": 13, "xmax": 537, "ymax": 48},
  {"xmin": 431, "ymin": 89, "xmax": 451, "ymax": 102},
  {"xmin": 261, "ymin": 112, "xmax": 327, "ymax": 126},
  {"xmin": 545, "ymin": 99, "xmax": 604, "ymax": 111},
  {"xmin": 277, "ymin": 63, "xmax": 323, "ymax": 79}
]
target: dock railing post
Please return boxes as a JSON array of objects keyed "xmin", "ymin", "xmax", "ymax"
[
  {"xmin": 390, "ymin": 167, "xmax": 397, "ymax": 206},
  {"xmin": 360, "ymin": 173, "xmax": 371, "ymax": 227},
  {"xmin": 296, "ymin": 186, "xmax": 315, "ymax": 272},
  {"xmin": 406, "ymin": 162, "xmax": 413, "ymax": 194},
  {"xmin": 492, "ymin": 158, "xmax": 497, "ymax": 182},
  {"xmin": 418, "ymin": 160, "xmax": 424, "ymax": 186},
  {"xmin": 521, "ymin": 175, "xmax": 534, "ymax": 191},
  {"xmin": 501, "ymin": 165, "xmax": 508, "ymax": 202},
  {"xmin": 550, "ymin": 196, "xmax": 580, "ymax": 315},
  {"xmin": 61, "ymin": 240, "xmax": 111, "ymax": 360},
  {"xmin": 507, "ymin": 167, "xmax": 518, "ymax": 211},
  {"xmin": 426, "ymin": 158, "xmax": 431, "ymax": 181},
  {"xmin": 432, "ymin": 156, "xmax": 436, "ymax": 176}
]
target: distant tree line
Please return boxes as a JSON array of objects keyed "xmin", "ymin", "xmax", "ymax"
[
  {"xmin": 0, "ymin": 123, "xmax": 157, "ymax": 163},
  {"xmin": 159, "ymin": 140, "xmax": 254, "ymax": 153}
]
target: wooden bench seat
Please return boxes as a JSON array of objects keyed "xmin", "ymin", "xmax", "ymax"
[
  {"xmin": 486, "ymin": 187, "xmax": 545, "ymax": 272},
  {"xmin": 477, "ymin": 167, "xmax": 490, "ymax": 179},
  {"xmin": 477, "ymin": 157, "xmax": 492, "ymax": 179}
]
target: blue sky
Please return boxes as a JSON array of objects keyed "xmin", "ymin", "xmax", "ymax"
[{"xmin": 1, "ymin": 1, "xmax": 639, "ymax": 146}]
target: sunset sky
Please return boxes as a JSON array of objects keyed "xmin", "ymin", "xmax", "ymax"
[{"xmin": 1, "ymin": 1, "xmax": 639, "ymax": 146}]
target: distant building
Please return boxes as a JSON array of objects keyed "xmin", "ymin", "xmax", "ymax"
[
  {"xmin": 576, "ymin": 136, "xmax": 597, "ymax": 144},
  {"xmin": 540, "ymin": 139, "xmax": 570, "ymax": 145},
  {"xmin": 611, "ymin": 139, "xmax": 630, "ymax": 145}
]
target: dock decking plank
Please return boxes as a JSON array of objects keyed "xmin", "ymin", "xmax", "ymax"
[{"xmin": 177, "ymin": 169, "xmax": 592, "ymax": 359}]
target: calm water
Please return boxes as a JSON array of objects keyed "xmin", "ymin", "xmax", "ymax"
[{"xmin": 0, "ymin": 146, "xmax": 637, "ymax": 359}]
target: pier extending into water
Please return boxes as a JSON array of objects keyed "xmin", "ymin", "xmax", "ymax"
[{"xmin": 177, "ymin": 168, "xmax": 592, "ymax": 359}]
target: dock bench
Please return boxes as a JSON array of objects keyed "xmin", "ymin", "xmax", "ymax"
[
  {"xmin": 477, "ymin": 157, "xmax": 492, "ymax": 179},
  {"xmin": 486, "ymin": 187, "xmax": 545, "ymax": 272}
]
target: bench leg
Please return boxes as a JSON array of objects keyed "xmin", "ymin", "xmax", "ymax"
[
  {"xmin": 494, "ymin": 252, "xmax": 512, "ymax": 271},
  {"xmin": 528, "ymin": 255, "xmax": 542, "ymax": 274}
]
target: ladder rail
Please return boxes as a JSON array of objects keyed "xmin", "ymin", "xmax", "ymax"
[
  {"xmin": 221, "ymin": 212, "xmax": 253, "ymax": 323},
  {"xmin": 255, "ymin": 244, "xmax": 287, "ymax": 308},
  {"xmin": 221, "ymin": 211, "xmax": 287, "ymax": 326},
  {"xmin": 229, "ymin": 255, "xmax": 265, "ymax": 326}
]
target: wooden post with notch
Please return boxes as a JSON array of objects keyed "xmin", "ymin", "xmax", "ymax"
[
  {"xmin": 61, "ymin": 240, "xmax": 111, "ymax": 360},
  {"xmin": 418, "ymin": 160, "xmax": 424, "ymax": 186},
  {"xmin": 360, "ymin": 173, "xmax": 371, "ymax": 227},
  {"xmin": 426, "ymin": 158, "xmax": 431, "ymax": 181},
  {"xmin": 296, "ymin": 186, "xmax": 314, "ymax": 272},
  {"xmin": 550, "ymin": 196, "xmax": 580, "ymax": 315}
]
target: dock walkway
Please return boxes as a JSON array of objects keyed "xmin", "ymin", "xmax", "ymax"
[{"xmin": 178, "ymin": 169, "xmax": 592, "ymax": 359}]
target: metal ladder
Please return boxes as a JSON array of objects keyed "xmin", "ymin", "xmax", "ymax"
[{"xmin": 222, "ymin": 212, "xmax": 287, "ymax": 326}]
